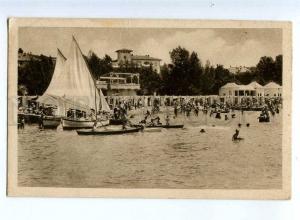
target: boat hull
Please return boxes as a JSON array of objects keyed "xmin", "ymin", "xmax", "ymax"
[
  {"xmin": 43, "ymin": 117, "xmax": 61, "ymax": 129},
  {"xmin": 77, "ymin": 127, "xmax": 141, "ymax": 135},
  {"xmin": 62, "ymin": 118, "xmax": 109, "ymax": 130}
]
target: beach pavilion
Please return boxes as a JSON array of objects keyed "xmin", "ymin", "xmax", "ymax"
[
  {"xmin": 219, "ymin": 82, "xmax": 256, "ymax": 97},
  {"xmin": 263, "ymin": 81, "xmax": 282, "ymax": 97}
]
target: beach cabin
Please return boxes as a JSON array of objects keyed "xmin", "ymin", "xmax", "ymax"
[
  {"xmin": 219, "ymin": 82, "xmax": 240, "ymax": 96},
  {"xmin": 219, "ymin": 82, "xmax": 255, "ymax": 96},
  {"xmin": 263, "ymin": 82, "xmax": 282, "ymax": 97},
  {"xmin": 247, "ymin": 81, "xmax": 264, "ymax": 97}
]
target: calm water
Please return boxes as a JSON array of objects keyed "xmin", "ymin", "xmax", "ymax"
[{"xmin": 18, "ymin": 109, "xmax": 282, "ymax": 189}]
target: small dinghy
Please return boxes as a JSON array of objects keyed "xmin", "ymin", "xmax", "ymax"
[{"xmin": 77, "ymin": 127, "xmax": 141, "ymax": 135}]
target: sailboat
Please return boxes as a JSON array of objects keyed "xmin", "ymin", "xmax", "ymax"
[
  {"xmin": 37, "ymin": 49, "xmax": 67, "ymax": 129},
  {"xmin": 38, "ymin": 36, "xmax": 110, "ymax": 129},
  {"xmin": 61, "ymin": 36, "xmax": 110, "ymax": 130}
]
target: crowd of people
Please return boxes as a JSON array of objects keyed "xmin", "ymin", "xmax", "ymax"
[{"xmin": 18, "ymin": 95, "xmax": 282, "ymax": 134}]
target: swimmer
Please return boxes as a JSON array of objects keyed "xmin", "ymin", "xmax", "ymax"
[{"xmin": 232, "ymin": 129, "xmax": 240, "ymax": 141}]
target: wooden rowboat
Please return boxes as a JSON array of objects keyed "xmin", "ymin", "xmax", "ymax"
[{"xmin": 77, "ymin": 127, "xmax": 141, "ymax": 135}]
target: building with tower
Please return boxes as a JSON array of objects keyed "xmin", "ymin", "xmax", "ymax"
[{"xmin": 112, "ymin": 48, "xmax": 161, "ymax": 74}]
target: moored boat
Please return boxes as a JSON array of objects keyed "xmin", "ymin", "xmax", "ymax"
[
  {"xmin": 43, "ymin": 116, "xmax": 61, "ymax": 129},
  {"xmin": 77, "ymin": 126, "xmax": 141, "ymax": 135},
  {"xmin": 62, "ymin": 118, "xmax": 109, "ymax": 130}
]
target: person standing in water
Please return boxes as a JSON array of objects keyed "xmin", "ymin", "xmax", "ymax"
[
  {"xmin": 232, "ymin": 129, "xmax": 240, "ymax": 141},
  {"xmin": 174, "ymin": 105, "xmax": 178, "ymax": 118},
  {"xmin": 165, "ymin": 115, "xmax": 170, "ymax": 126}
]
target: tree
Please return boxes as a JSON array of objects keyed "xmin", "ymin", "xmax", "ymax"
[
  {"xmin": 166, "ymin": 46, "xmax": 205, "ymax": 95},
  {"xmin": 274, "ymin": 55, "xmax": 282, "ymax": 84},
  {"xmin": 256, "ymin": 56, "xmax": 276, "ymax": 84},
  {"xmin": 18, "ymin": 55, "xmax": 55, "ymax": 95},
  {"xmin": 199, "ymin": 60, "xmax": 215, "ymax": 95},
  {"xmin": 86, "ymin": 52, "xmax": 100, "ymax": 79},
  {"xmin": 235, "ymin": 71, "xmax": 256, "ymax": 85},
  {"xmin": 99, "ymin": 54, "xmax": 113, "ymax": 76},
  {"xmin": 168, "ymin": 46, "xmax": 191, "ymax": 95},
  {"xmin": 210, "ymin": 65, "xmax": 233, "ymax": 94},
  {"xmin": 188, "ymin": 51, "xmax": 202, "ymax": 94},
  {"xmin": 86, "ymin": 52, "xmax": 113, "ymax": 79},
  {"xmin": 159, "ymin": 63, "xmax": 171, "ymax": 94},
  {"xmin": 138, "ymin": 66, "xmax": 162, "ymax": 95}
]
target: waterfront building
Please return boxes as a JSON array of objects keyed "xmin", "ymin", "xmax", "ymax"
[
  {"xmin": 96, "ymin": 72, "xmax": 140, "ymax": 96},
  {"xmin": 228, "ymin": 66, "xmax": 252, "ymax": 74},
  {"xmin": 18, "ymin": 50, "xmax": 56, "ymax": 68},
  {"xmin": 264, "ymin": 82, "xmax": 282, "ymax": 97},
  {"xmin": 112, "ymin": 49, "xmax": 161, "ymax": 73},
  {"xmin": 219, "ymin": 81, "xmax": 281, "ymax": 97}
]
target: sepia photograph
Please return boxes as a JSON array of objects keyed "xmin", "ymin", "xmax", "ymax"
[{"xmin": 7, "ymin": 18, "xmax": 292, "ymax": 199}]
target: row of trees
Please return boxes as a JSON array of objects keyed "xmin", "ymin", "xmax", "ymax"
[
  {"xmin": 158, "ymin": 47, "xmax": 282, "ymax": 95},
  {"xmin": 18, "ymin": 47, "xmax": 282, "ymax": 96}
]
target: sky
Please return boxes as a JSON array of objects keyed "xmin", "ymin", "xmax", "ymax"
[{"xmin": 19, "ymin": 27, "xmax": 282, "ymax": 68}]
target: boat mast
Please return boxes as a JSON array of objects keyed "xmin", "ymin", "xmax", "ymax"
[{"xmin": 95, "ymin": 86, "xmax": 97, "ymax": 120}]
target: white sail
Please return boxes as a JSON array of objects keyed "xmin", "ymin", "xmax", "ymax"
[
  {"xmin": 99, "ymin": 89, "xmax": 110, "ymax": 112},
  {"xmin": 43, "ymin": 48, "xmax": 67, "ymax": 96},
  {"xmin": 57, "ymin": 36, "xmax": 99, "ymax": 110},
  {"xmin": 39, "ymin": 36, "xmax": 110, "ymax": 114}
]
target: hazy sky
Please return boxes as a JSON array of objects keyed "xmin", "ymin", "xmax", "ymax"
[{"xmin": 19, "ymin": 27, "xmax": 282, "ymax": 67}]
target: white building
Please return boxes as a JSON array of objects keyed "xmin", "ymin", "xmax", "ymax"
[
  {"xmin": 228, "ymin": 66, "xmax": 251, "ymax": 74},
  {"xmin": 219, "ymin": 81, "xmax": 281, "ymax": 97},
  {"xmin": 219, "ymin": 82, "xmax": 255, "ymax": 97},
  {"xmin": 112, "ymin": 49, "xmax": 161, "ymax": 73},
  {"xmin": 264, "ymin": 82, "xmax": 282, "ymax": 97},
  {"xmin": 247, "ymin": 81, "xmax": 264, "ymax": 97}
]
